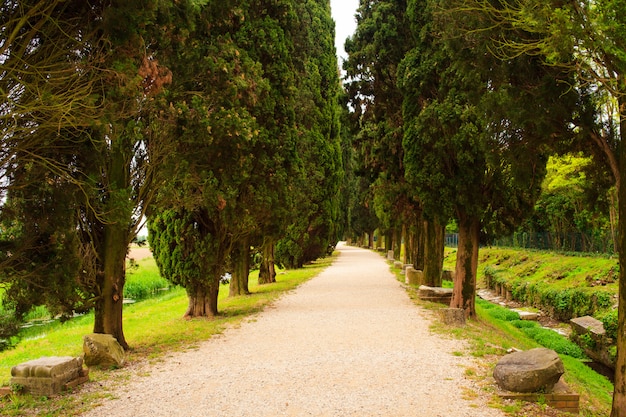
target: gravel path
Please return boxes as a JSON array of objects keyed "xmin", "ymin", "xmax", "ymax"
[{"xmin": 83, "ymin": 243, "xmax": 504, "ymax": 417}]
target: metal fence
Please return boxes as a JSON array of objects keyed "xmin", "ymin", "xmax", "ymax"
[{"xmin": 445, "ymin": 231, "xmax": 616, "ymax": 255}]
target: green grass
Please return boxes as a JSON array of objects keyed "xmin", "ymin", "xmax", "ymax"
[
  {"xmin": 0, "ymin": 253, "xmax": 336, "ymax": 416},
  {"xmin": 124, "ymin": 258, "xmax": 171, "ymax": 301}
]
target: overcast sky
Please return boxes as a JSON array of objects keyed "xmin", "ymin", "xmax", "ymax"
[{"xmin": 330, "ymin": 0, "xmax": 359, "ymax": 65}]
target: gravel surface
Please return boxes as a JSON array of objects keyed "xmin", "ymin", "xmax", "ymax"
[{"xmin": 83, "ymin": 243, "xmax": 505, "ymax": 417}]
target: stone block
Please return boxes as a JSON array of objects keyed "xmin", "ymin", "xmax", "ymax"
[
  {"xmin": 417, "ymin": 285, "xmax": 453, "ymax": 305},
  {"xmin": 440, "ymin": 308, "xmax": 466, "ymax": 326},
  {"xmin": 570, "ymin": 316, "xmax": 615, "ymax": 370},
  {"xmin": 387, "ymin": 250, "xmax": 394, "ymax": 261},
  {"xmin": 393, "ymin": 261, "xmax": 403, "ymax": 270},
  {"xmin": 406, "ymin": 268, "xmax": 423, "ymax": 286},
  {"xmin": 499, "ymin": 380, "xmax": 579, "ymax": 414},
  {"xmin": 493, "ymin": 348, "xmax": 564, "ymax": 393},
  {"xmin": 512, "ymin": 309, "xmax": 539, "ymax": 321},
  {"xmin": 11, "ymin": 356, "xmax": 85, "ymax": 396},
  {"xmin": 570, "ymin": 316, "xmax": 605, "ymax": 337},
  {"xmin": 83, "ymin": 333, "xmax": 125, "ymax": 368}
]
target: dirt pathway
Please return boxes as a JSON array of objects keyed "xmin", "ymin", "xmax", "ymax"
[{"xmin": 83, "ymin": 243, "xmax": 504, "ymax": 417}]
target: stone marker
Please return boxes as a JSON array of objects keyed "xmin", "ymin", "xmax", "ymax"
[
  {"xmin": 493, "ymin": 348, "xmax": 564, "ymax": 393},
  {"xmin": 406, "ymin": 268, "xmax": 423, "ymax": 286},
  {"xmin": 417, "ymin": 285, "xmax": 453, "ymax": 305},
  {"xmin": 83, "ymin": 333, "xmax": 125, "ymax": 368},
  {"xmin": 393, "ymin": 261, "xmax": 403, "ymax": 270},
  {"xmin": 11, "ymin": 356, "xmax": 86, "ymax": 396},
  {"xmin": 387, "ymin": 250, "xmax": 394, "ymax": 261}
]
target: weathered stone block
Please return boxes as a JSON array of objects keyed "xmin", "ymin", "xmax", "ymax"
[
  {"xmin": 406, "ymin": 268, "xmax": 423, "ymax": 286},
  {"xmin": 11, "ymin": 356, "xmax": 84, "ymax": 396},
  {"xmin": 393, "ymin": 261, "xmax": 403, "ymax": 270},
  {"xmin": 512, "ymin": 309, "xmax": 539, "ymax": 321},
  {"xmin": 417, "ymin": 285, "xmax": 453, "ymax": 305},
  {"xmin": 83, "ymin": 333, "xmax": 125, "ymax": 368},
  {"xmin": 570, "ymin": 316, "xmax": 615, "ymax": 370},
  {"xmin": 570, "ymin": 316, "xmax": 605, "ymax": 337},
  {"xmin": 387, "ymin": 250, "xmax": 394, "ymax": 261},
  {"xmin": 440, "ymin": 308, "xmax": 466, "ymax": 326},
  {"xmin": 493, "ymin": 348, "xmax": 564, "ymax": 393}
]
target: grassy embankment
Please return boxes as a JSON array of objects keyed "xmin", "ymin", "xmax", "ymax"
[
  {"xmin": 0, "ymin": 252, "xmax": 336, "ymax": 417},
  {"xmin": 392, "ymin": 246, "xmax": 615, "ymax": 417}
]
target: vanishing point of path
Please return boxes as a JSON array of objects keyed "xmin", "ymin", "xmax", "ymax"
[{"xmin": 83, "ymin": 243, "xmax": 505, "ymax": 417}]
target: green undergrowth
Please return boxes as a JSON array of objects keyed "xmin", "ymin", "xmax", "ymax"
[{"xmin": 0, "ymin": 253, "xmax": 337, "ymax": 417}]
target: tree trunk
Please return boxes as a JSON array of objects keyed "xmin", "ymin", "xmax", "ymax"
[
  {"xmin": 385, "ymin": 233, "xmax": 392, "ymax": 252},
  {"xmin": 258, "ymin": 238, "xmax": 277, "ymax": 284},
  {"xmin": 450, "ymin": 211, "xmax": 480, "ymax": 318},
  {"xmin": 413, "ymin": 219, "xmax": 425, "ymax": 272},
  {"xmin": 93, "ymin": 221, "xmax": 129, "ymax": 349},
  {"xmin": 184, "ymin": 279, "xmax": 219, "ymax": 318},
  {"xmin": 402, "ymin": 224, "xmax": 409, "ymax": 264},
  {"xmin": 92, "ymin": 135, "xmax": 131, "ymax": 350},
  {"xmin": 393, "ymin": 227, "xmax": 402, "ymax": 260},
  {"xmin": 423, "ymin": 218, "xmax": 445, "ymax": 287},
  {"xmin": 229, "ymin": 238, "xmax": 250, "ymax": 296},
  {"xmin": 610, "ymin": 95, "xmax": 626, "ymax": 417}
]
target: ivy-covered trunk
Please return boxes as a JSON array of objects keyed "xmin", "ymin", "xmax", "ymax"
[
  {"xmin": 258, "ymin": 238, "xmax": 276, "ymax": 284},
  {"xmin": 229, "ymin": 238, "xmax": 250, "ymax": 296},
  {"xmin": 423, "ymin": 218, "xmax": 444, "ymax": 287},
  {"xmin": 450, "ymin": 211, "xmax": 480, "ymax": 318},
  {"xmin": 611, "ymin": 94, "xmax": 626, "ymax": 417}
]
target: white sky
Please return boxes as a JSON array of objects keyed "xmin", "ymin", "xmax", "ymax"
[{"xmin": 330, "ymin": 0, "xmax": 359, "ymax": 65}]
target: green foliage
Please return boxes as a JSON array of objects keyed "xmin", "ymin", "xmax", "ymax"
[
  {"xmin": 598, "ymin": 309, "xmax": 618, "ymax": 341},
  {"xmin": 478, "ymin": 248, "xmax": 617, "ymax": 323},
  {"xmin": 513, "ymin": 154, "xmax": 616, "ymax": 253}
]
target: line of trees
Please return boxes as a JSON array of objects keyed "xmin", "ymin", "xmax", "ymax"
[
  {"xmin": 0, "ymin": 1, "xmax": 343, "ymax": 350},
  {"xmin": 341, "ymin": 1, "xmax": 626, "ymax": 414}
]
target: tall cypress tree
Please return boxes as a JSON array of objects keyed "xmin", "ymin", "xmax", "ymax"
[{"xmin": 399, "ymin": 0, "xmax": 581, "ymax": 317}]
